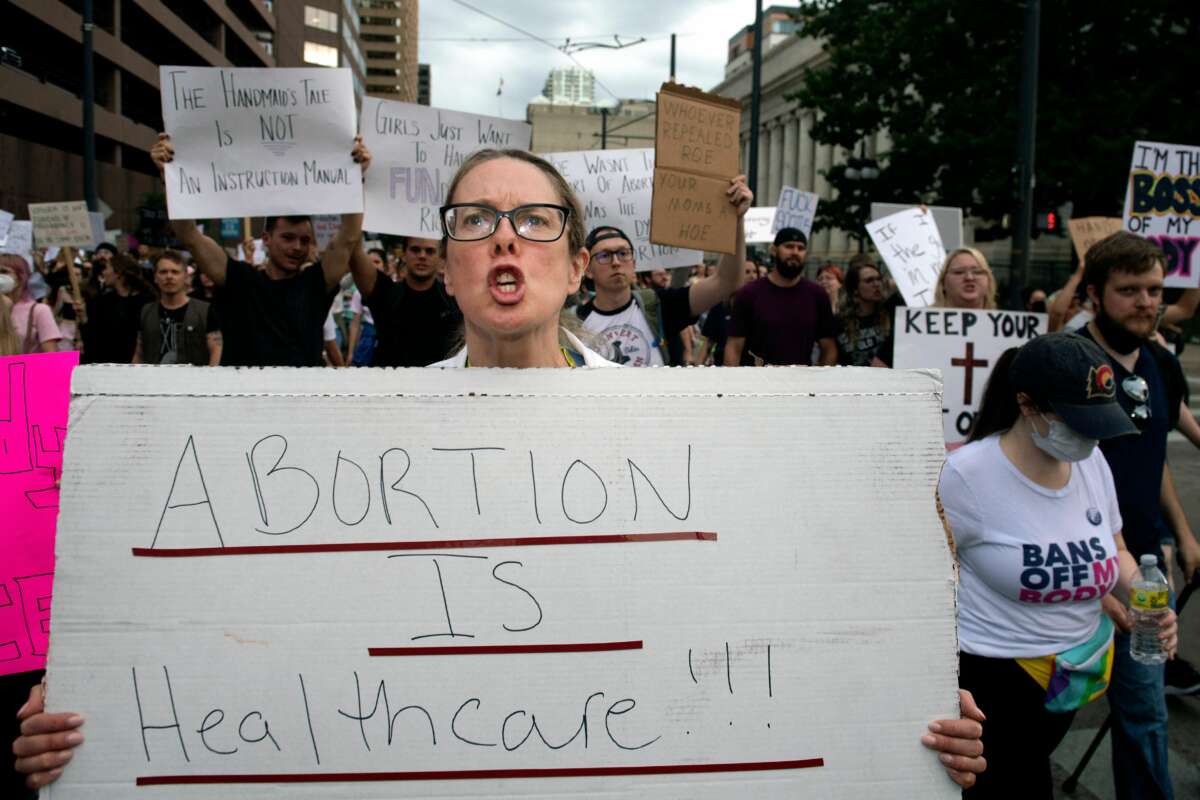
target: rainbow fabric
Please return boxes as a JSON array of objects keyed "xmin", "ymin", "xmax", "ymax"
[{"xmin": 1016, "ymin": 615, "xmax": 1115, "ymax": 713}]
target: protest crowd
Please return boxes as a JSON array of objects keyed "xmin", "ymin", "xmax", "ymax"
[{"xmin": 2, "ymin": 80, "xmax": 1200, "ymax": 800}]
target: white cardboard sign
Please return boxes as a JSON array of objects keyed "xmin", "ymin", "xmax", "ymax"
[
  {"xmin": 29, "ymin": 201, "xmax": 96, "ymax": 248},
  {"xmin": 892, "ymin": 307, "xmax": 1047, "ymax": 443},
  {"xmin": 46, "ymin": 366, "xmax": 957, "ymax": 800},
  {"xmin": 544, "ymin": 148, "xmax": 701, "ymax": 270},
  {"xmin": 866, "ymin": 208, "xmax": 947, "ymax": 308},
  {"xmin": 744, "ymin": 206, "xmax": 776, "ymax": 244},
  {"xmin": 870, "ymin": 203, "xmax": 964, "ymax": 253},
  {"xmin": 313, "ymin": 214, "xmax": 340, "ymax": 251},
  {"xmin": 0, "ymin": 220, "xmax": 33, "ymax": 257},
  {"xmin": 159, "ymin": 66, "xmax": 362, "ymax": 219},
  {"xmin": 771, "ymin": 186, "xmax": 818, "ymax": 240},
  {"xmin": 0, "ymin": 208, "xmax": 13, "ymax": 244},
  {"xmin": 1121, "ymin": 140, "xmax": 1200, "ymax": 288},
  {"xmin": 361, "ymin": 97, "xmax": 532, "ymax": 237}
]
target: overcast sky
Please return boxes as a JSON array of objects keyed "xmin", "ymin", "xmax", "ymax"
[{"xmin": 418, "ymin": 1, "xmax": 775, "ymax": 118}]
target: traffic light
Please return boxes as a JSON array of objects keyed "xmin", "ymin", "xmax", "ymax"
[{"xmin": 1035, "ymin": 211, "xmax": 1058, "ymax": 232}]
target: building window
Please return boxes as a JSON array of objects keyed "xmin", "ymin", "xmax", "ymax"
[
  {"xmin": 305, "ymin": 6, "xmax": 338, "ymax": 33},
  {"xmin": 304, "ymin": 41, "xmax": 339, "ymax": 67}
]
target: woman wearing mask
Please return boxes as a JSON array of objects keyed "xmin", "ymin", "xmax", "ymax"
[
  {"xmin": 0, "ymin": 254, "xmax": 62, "ymax": 353},
  {"xmin": 14, "ymin": 147, "xmax": 987, "ymax": 792},
  {"xmin": 939, "ymin": 332, "xmax": 1178, "ymax": 798}
]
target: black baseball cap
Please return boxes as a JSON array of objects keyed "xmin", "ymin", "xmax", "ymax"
[
  {"xmin": 1008, "ymin": 333, "xmax": 1138, "ymax": 439},
  {"xmin": 585, "ymin": 226, "xmax": 633, "ymax": 251},
  {"xmin": 94, "ymin": 242, "xmax": 118, "ymax": 256},
  {"xmin": 774, "ymin": 227, "xmax": 808, "ymax": 247}
]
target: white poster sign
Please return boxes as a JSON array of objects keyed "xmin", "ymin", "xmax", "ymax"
[
  {"xmin": 46, "ymin": 366, "xmax": 957, "ymax": 800},
  {"xmin": 361, "ymin": 97, "xmax": 531, "ymax": 238},
  {"xmin": 29, "ymin": 201, "xmax": 96, "ymax": 248},
  {"xmin": 870, "ymin": 204, "xmax": 963, "ymax": 252},
  {"xmin": 0, "ymin": 220, "xmax": 33, "ymax": 257},
  {"xmin": 744, "ymin": 206, "xmax": 776, "ymax": 244},
  {"xmin": 544, "ymin": 148, "xmax": 700, "ymax": 270},
  {"xmin": 893, "ymin": 307, "xmax": 1047, "ymax": 443},
  {"xmin": 1121, "ymin": 140, "xmax": 1200, "ymax": 288},
  {"xmin": 866, "ymin": 207, "xmax": 947, "ymax": 307},
  {"xmin": 158, "ymin": 66, "xmax": 361, "ymax": 219},
  {"xmin": 771, "ymin": 186, "xmax": 818, "ymax": 240},
  {"xmin": 313, "ymin": 214, "xmax": 340, "ymax": 251},
  {"xmin": 0, "ymin": 209, "xmax": 13, "ymax": 244}
]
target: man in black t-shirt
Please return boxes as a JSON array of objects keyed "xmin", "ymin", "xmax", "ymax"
[
  {"xmin": 133, "ymin": 251, "xmax": 221, "ymax": 365},
  {"xmin": 352, "ymin": 236, "xmax": 463, "ymax": 367},
  {"xmin": 149, "ymin": 133, "xmax": 370, "ymax": 367}
]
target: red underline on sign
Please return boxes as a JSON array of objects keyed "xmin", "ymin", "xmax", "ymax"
[
  {"xmin": 130, "ymin": 531, "xmax": 718, "ymax": 558},
  {"xmin": 369, "ymin": 640, "xmax": 643, "ymax": 656},
  {"xmin": 135, "ymin": 758, "xmax": 825, "ymax": 785}
]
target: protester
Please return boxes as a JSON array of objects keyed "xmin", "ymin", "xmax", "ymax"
[
  {"xmin": 576, "ymin": 189, "xmax": 749, "ymax": 367},
  {"xmin": 43, "ymin": 252, "xmax": 82, "ymax": 348},
  {"xmin": 1024, "ymin": 287, "xmax": 1048, "ymax": 313},
  {"xmin": 350, "ymin": 236, "xmax": 462, "ymax": 367},
  {"xmin": 941, "ymin": 333, "xmax": 1177, "ymax": 798},
  {"xmin": 1, "ymin": 253, "xmax": 61, "ymax": 353},
  {"xmin": 149, "ymin": 132, "xmax": 369, "ymax": 367},
  {"xmin": 836, "ymin": 260, "xmax": 891, "ymax": 366},
  {"xmin": 132, "ymin": 251, "xmax": 221, "ymax": 366},
  {"xmin": 1075, "ymin": 232, "xmax": 1197, "ymax": 797},
  {"xmin": 0, "ymin": 295, "xmax": 21, "ymax": 355},
  {"xmin": 724, "ymin": 228, "xmax": 837, "ymax": 366},
  {"xmin": 346, "ymin": 287, "xmax": 376, "ymax": 366},
  {"xmin": 816, "ymin": 263, "xmax": 844, "ymax": 314},
  {"xmin": 933, "ymin": 248, "xmax": 998, "ymax": 310},
  {"xmin": 80, "ymin": 254, "xmax": 152, "ymax": 363}
]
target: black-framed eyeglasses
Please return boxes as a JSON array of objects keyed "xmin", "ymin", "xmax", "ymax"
[
  {"xmin": 440, "ymin": 203, "xmax": 570, "ymax": 243},
  {"xmin": 591, "ymin": 248, "xmax": 634, "ymax": 266},
  {"xmin": 1122, "ymin": 374, "xmax": 1151, "ymax": 429}
]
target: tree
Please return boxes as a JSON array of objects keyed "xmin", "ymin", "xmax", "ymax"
[{"xmin": 792, "ymin": 0, "xmax": 1200, "ymax": 239}]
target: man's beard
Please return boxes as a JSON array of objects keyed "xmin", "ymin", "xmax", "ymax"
[
  {"xmin": 1094, "ymin": 304, "xmax": 1150, "ymax": 355},
  {"xmin": 773, "ymin": 255, "xmax": 804, "ymax": 280}
]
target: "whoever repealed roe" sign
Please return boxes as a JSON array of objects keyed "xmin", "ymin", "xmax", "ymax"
[{"xmin": 45, "ymin": 366, "xmax": 958, "ymax": 799}]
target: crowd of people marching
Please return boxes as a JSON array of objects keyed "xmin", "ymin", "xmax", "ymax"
[{"xmin": 3, "ymin": 134, "xmax": 1200, "ymax": 799}]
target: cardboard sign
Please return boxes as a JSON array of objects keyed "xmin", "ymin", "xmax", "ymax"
[
  {"xmin": 0, "ymin": 351, "xmax": 78, "ymax": 676},
  {"xmin": 158, "ymin": 66, "xmax": 362, "ymax": 219},
  {"xmin": 29, "ymin": 202, "xmax": 96, "ymax": 248},
  {"xmin": 870, "ymin": 204, "xmax": 963, "ymax": 253},
  {"xmin": 744, "ymin": 206, "xmax": 776, "ymax": 244},
  {"xmin": 1121, "ymin": 140, "xmax": 1200, "ymax": 288},
  {"xmin": 892, "ymin": 307, "xmax": 1047, "ymax": 443},
  {"xmin": 650, "ymin": 83, "xmax": 741, "ymax": 255},
  {"xmin": 0, "ymin": 208, "xmax": 13, "ymax": 244},
  {"xmin": 45, "ymin": 366, "xmax": 958, "ymax": 799},
  {"xmin": 866, "ymin": 208, "xmax": 947, "ymax": 307},
  {"xmin": 1067, "ymin": 217, "xmax": 1123, "ymax": 261},
  {"xmin": 0, "ymin": 220, "xmax": 33, "ymax": 258},
  {"xmin": 771, "ymin": 187, "xmax": 818, "ymax": 240},
  {"xmin": 543, "ymin": 149, "xmax": 700, "ymax": 270},
  {"xmin": 361, "ymin": 97, "xmax": 532, "ymax": 237}
]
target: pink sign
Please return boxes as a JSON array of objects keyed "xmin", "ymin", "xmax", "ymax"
[{"xmin": 0, "ymin": 350, "xmax": 77, "ymax": 676}]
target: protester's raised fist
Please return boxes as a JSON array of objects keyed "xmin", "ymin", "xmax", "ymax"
[
  {"xmin": 351, "ymin": 134, "xmax": 371, "ymax": 177},
  {"xmin": 726, "ymin": 174, "xmax": 753, "ymax": 218},
  {"xmin": 150, "ymin": 132, "xmax": 175, "ymax": 177}
]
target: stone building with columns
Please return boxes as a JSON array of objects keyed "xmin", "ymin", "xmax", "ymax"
[{"xmin": 711, "ymin": 26, "xmax": 880, "ymax": 260}]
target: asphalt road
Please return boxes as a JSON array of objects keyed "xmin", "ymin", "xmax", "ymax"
[{"xmin": 1050, "ymin": 348, "xmax": 1200, "ymax": 800}]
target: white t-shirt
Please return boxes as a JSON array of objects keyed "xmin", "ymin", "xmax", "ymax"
[
  {"xmin": 349, "ymin": 289, "xmax": 375, "ymax": 326},
  {"xmin": 580, "ymin": 298, "xmax": 663, "ymax": 367},
  {"xmin": 939, "ymin": 434, "xmax": 1123, "ymax": 658}
]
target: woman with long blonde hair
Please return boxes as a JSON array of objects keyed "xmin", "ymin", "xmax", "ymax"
[{"xmin": 934, "ymin": 247, "xmax": 998, "ymax": 310}]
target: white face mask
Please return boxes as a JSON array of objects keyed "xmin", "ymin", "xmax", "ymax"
[
  {"xmin": 0, "ymin": 273, "xmax": 15, "ymax": 294},
  {"xmin": 1031, "ymin": 414, "xmax": 1097, "ymax": 462}
]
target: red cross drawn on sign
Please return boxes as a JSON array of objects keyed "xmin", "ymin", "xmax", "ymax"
[{"xmin": 951, "ymin": 342, "xmax": 990, "ymax": 406}]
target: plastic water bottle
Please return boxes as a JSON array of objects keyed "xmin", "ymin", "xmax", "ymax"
[{"xmin": 1130, "ymin": 554, "xmax": 1169, "ymax": 665}]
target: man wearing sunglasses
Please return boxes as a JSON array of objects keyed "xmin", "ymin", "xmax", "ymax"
[
  {"xmin": 352, "ymin": 236, "xmax": 463, "ymax": 367},
  {"xmin": 1078, "ymin": 231, "xmax": 1196, "ymax": 800},
  {"xmin": 575, "ymin": 177, "xmax": 752, "ymax": 367}
]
